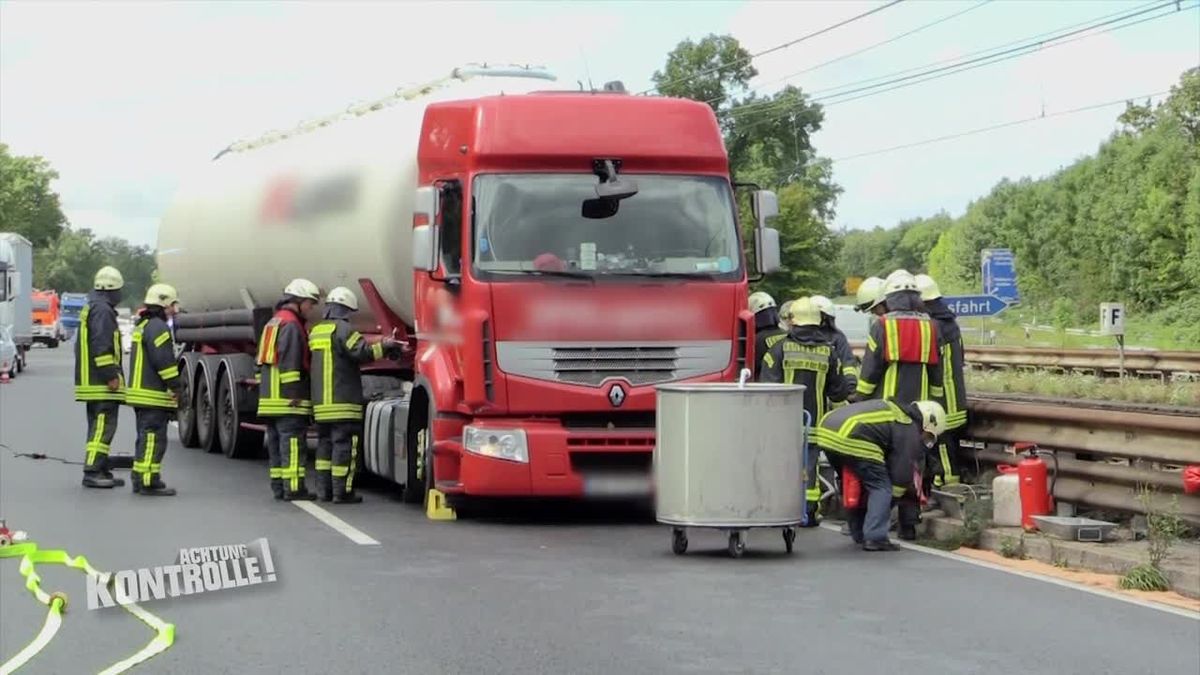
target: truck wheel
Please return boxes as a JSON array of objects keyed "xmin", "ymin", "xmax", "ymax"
[
  {"xmin": 217, "ymin": 371, "xmax": 263, "ymax": 459},
  {"xmin": 196, "ymin": 374, "xmax": 218, "ymax": 453},
  {"xmin": 48, "ymin": 339, "xmax": 59, "ymax": 349},
  {"xmin": 176, "ymin": 365, "xmax": 201, "ymax": 448},
  {"xmin": 401, "ymin": 402, "xmax": 430, "ymax": 505}
]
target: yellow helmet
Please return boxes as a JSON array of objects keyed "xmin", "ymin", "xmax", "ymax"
[
  {"xmin": 915, "ymin": 274, "xmax": 941, "ymax": 301},
  {"xmin": 144, "ymin": 283, "xmax": 179, "ymax": 307},
  {"xmin": 777, "ymin": 300, "xmax": 793, "ymax": 329},
  {"xmin": 748, "ymin": 291, "xmax": 776, "ymax": 315},
  {"xmin": 325, "ymin": 286, "xmax": 359, "ymax": 311},
  {"xmin": 810, "ymin": 294, "xmax": 834, "ymax": 317},
  {"xmin": 283, "ymin": 278, "xmax": 321, "ymax": 302},
  {"xmin": 855, "ymin": 277, "xmax": 885, "ymax": 311},
  {"xmin": 787, "ymin": 297, "xmax": 822, "ymax": 327},
  {"xmin": 93, "ymin": 266, "xmax": 124, "ymax": 291},
  {"xmin": 913, "ymin": 400, "xmax": 948, "ymax": 438}
]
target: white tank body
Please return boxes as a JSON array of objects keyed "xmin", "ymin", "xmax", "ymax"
[{"xmin": 156, "ymin": 66, "xmax": 556, "ymax": 329}]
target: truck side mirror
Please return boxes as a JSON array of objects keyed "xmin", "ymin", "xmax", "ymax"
[
  {"xmin": 756, "ymin": 227, "xmax": 781, "ymax": 275},
  {"xmin": 412, "ymin": 186, "xmax": 440, "ymax": 272},
  {"xmin": 751, "ymin": 189, "xmax": 779, "ymax": 229}
]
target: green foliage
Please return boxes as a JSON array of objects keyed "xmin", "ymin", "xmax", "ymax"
[
  {"xmin": 0, "ymin": 143, "xmax": 68, "ymax": 248},
  {"xmin": 999, "ymin": 534, "xmax": 1027, "ymax": 560},
  {"xmin": 653, "ymin": 34, "xmax": 842, "ymax": 301},
  {"xmin": 34, "ymin": 227, "xmax": 157, "ymax": 311},
  {"xmin": 923, "ymin": 68, "xmax": 1200, "ymax": 321},
  {"xmin": 1119, "ymin": 563, "xmax": 1171, "ymax": 592},
  {"xmin": 838, "ymin": 212, "xmax": 953, "ymax": 279},
  {"xmin": 1139, "ymin": 486, "xmax": 1186, "ymax": 568},
  {"xmin": 965, "ymin": 370, "xmax": 1200, "ymax": 407}
]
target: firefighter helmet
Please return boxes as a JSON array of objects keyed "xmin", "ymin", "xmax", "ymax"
[
  {"xmin": 855, "ymin": 277, "xmax": 885, "ymax": 311},
  {"xmin": 884, "ymin": 269, "xmax": 919, "ymax": 295},
  {"xmin": 810, "ymin": 294, "xmax": 835, "ymax": 317},
  {"xmin": 325, "ymin": 286, "xmax": 359, "ymax": 311},
  {"xmin": 93, "ymin": 266, "xmax": 124, "ymax": 291},
  {"xmin": 748, "ymin": 291, "xmax": 776, "ymax": 315},
  {"xmin": 778, "ymin": 300, "xmax": 793, "ymax": 329},
  {"xmin": 787, "ymin": 297, "xmax": 822, "ymax": 327},
  {"xmin": 915, "ymin": 274, "xmax": 942, "ymax": 301},
  {"xmin": 283, "ymin": 278, "xmax": 321, "ymax": 302},
  {"xmin": 913, "ymin": 400, "xmax": 948, "ymax": 438},
  {"xmin": 144, "ymin": 283, "xmax": 179, "ymax": 307}
]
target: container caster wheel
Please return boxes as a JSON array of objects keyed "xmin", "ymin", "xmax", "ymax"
[
  {"xmin": 783, "ymin": 527, "xmax": 796, "ymax": 553},
  {"xmin": 671, "ymin": 528, "xmax": 688, "ymax": 555},
  {"xmin": 728, "ymin": 531, "xmax": 745, "ymax": 558}
]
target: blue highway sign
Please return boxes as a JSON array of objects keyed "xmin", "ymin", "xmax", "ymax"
[
  {"xmin": 981, "ymin": 248, "xmax": 1020, "ymax": 304},
  {"xmin": 943, "ymin": 294, "xmax": 1009, "ymax": 317}
]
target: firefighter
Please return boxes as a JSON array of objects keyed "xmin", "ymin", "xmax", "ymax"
[
  {"xmin": 777, "ymin": 299, "xmax": 793, "ymax": 331},
  {"xmin": 760, "ymin": 297, "xmax": 853, "ymax": 526},
  {"xmin": 256, "ymin": 278, "xmax": 321, "ymax": 501},
  {"xmin": 810, "ymin": 294, "xmax": 859, "ymax": 390},
  {"xmin": 75, "ymin": 266, "xmax": 127, "ymax": 489},
  {"xmin": 749, "ymin": 291, "xmax": 786, "ymax": 380},
  {"xmin": 126, "ymin": 284, "xmax": 183, "ymax": 496},
  {"xmin": 816, "ymin": 399, "xmax": 946, "ymax": 550},
  {"xmin": 917, "ymin": 274, "xmax": 966, "ymax": 488},
  {"xmin": 854, "ymin": 276, "xmax": 887, "ymax": 316},
  {"xmin": 855, "ymin": 270, "xmax": 944, "ymax": 539},
  {"xmin": 309, "ymin": 287, "xmax": 401, "ymax": 503}
]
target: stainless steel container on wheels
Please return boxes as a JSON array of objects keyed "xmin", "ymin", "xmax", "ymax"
[{"xmin": 653, "ymin": 379, "xmax": 808, "ymax": 557}]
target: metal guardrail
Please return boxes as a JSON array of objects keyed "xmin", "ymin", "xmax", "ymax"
[
  {"xmin": 848, "ymin": 343, "xmax": 1200, "ymax": 376},
  {"xmin": 963, "ymin": 395, "xmax": 1200, "ymax": 525}
]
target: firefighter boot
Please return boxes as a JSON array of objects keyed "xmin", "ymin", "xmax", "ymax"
[
  {"xmin": 331, "ymin": 475, "xmax": 362, "ymax": 504},
  {"xmin": 82, "ymin": 472, "xmax": 117, "ymax": 489},
  {"xmin": 139, "ymin": 478, "xmax": 177, "ymax": 497},
  {"xmin": 316, "ymin": 471, "xmax": 333, "ymax": 502}
]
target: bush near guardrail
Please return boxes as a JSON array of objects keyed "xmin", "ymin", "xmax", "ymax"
[{"xmin": 963, "ymin": 395, "xmax": 1200, "ymax": 525}]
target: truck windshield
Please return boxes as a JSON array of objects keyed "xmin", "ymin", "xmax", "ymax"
[{"xmin": 472, "ymin": 174, "xmax": 741, "ymax": 280}]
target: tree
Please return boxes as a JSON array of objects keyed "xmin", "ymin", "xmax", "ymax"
[
  {"xmin": 34, "ymin": 228, "xmax": 101, "ymax": 293},
  {"xmin": 753, "ymin": 181, "xmax": 842, "ymax": 301},
  {"xmin": 651, "ymin": 34, "xmax": 757, "ymax": 129},
  {"xmin": 0, "ymin": 143, "xmax": 68, "ymax": 248}
]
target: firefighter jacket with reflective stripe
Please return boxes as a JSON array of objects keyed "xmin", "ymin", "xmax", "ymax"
[
  {"xmin": 856, "ymin": 311, "xmax": 944, "ymax": 405},
  {"xmin": 753, "ymin": 326, "xmax": 787, "ymax": 380},
  {"xmin": 760, "ymin": 326, "xmax": 853, "ymax": 426},
  {"xmin": 927, "ymin": 299, "xmax": 967, "ymax": 430},
  {"xmin": 256, "ymin": 308, "xmax": 311, "ymax": 417},
  {"xmin": 309, "ymin": 319, "xmax": 384, "ymax": 422},
  {"xmin": 821, "ymin": 324, "xmax": 860, "ymax": 390},
  {"xmin": 126, "ymin": 313, "xmax": 181, "ymax": 409},
  {"xmin": 73, "ymin": 292, "xmax": 124, "ymax": 402},
  {"xmin": 815, "ymin": 399, "xmax": 924, "ymax": 490}
]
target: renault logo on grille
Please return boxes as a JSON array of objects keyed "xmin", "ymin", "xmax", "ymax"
[{"xmin": 607, "ymin": 383, "xmax": 626, "ymax": 407}]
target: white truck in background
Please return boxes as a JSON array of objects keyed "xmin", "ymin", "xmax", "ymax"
[{"xmin": 0, "ymin": 233, "xmax": 33, "ymax": 376}]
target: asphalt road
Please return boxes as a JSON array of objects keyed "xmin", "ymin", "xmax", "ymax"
[{"xmin": 2, "ymin": 347, "xmax": 1198, "ymax": 675}]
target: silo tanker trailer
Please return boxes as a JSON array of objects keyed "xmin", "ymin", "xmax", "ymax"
[{"xmin": 156, "ymin": 64, "xmax": 782, "ymax": 506}]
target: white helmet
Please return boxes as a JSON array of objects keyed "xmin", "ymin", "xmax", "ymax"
[
  {"xmin": 325, "ymin": 286, "xmax": 359, "ymax": 311},
  {"xmin": 283, "ymin": 278, "xmax": 321, "ymax": 302},
  {"xmin": 144, "ymin": 283, "xmax": 179, "ymax": 307},
  {"xmin": 884, "ymin": 269, "xmax": 919, "ymax": 295},
  {"xmin": 778, "ymin": 300, "xmax": 793, "ymax": 329},
  {"xmin": 810, "ymin": 294, "xmax": 834, "ymax": 317},
  {"xmin": 855, "ymin": 277, "xmax": 885, "ymax": 311},
  {"xmin": 93, "ymin": 266, "xmax": 124, "ymax": 291},
  {"xmin": 748, "ymin": 291, "xmax": 776, "ymax": 315},
  {"xmin": 913, "ymin": 400, "xmax": 947, "ymax": 438},
  {"xmin": 787, "ymin": 297, "xmax": 822, "ymax": 327},
  {"xmin": 915, "ymin": 274, "xmax": 942, "ymax": 301}
]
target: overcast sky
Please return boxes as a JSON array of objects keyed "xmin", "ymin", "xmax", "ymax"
[{"xmin": 1, "ymin": 0, "xmax": 1197, "ymax": 247}]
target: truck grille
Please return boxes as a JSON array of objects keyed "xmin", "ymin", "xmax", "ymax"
[
  {"xmin": 552, "ymin": 346, "xmax": 677, "ymax": 385},
  {"xmin": 495, "ymin": 341, "xmax": 730, "ymax": 387}
]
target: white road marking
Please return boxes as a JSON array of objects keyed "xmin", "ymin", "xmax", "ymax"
[
  {"xmin": 291, "ymin": 501, "xmax": 380, "ymax": 546},
  {"xmin": 817, "ymin": 522, "xmax": 1199, "ymax": 620}
]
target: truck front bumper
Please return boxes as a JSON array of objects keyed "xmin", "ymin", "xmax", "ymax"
[{"xmin": 432, "ymin": 418, "xmax": 655, "ymax": 499}]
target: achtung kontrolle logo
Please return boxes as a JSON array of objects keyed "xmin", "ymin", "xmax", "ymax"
[{"xmin": 87, "ymin": 537, "xmax": 277, "ymax": 610}]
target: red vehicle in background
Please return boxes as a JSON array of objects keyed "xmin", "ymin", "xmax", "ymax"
[{"xmin": 32, "ymin": 289, "xmax": 65, "ymax": 349}]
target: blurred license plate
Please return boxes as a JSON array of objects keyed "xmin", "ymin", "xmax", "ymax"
[{"xmin": 583, "ymin": 473, "xmax": 651, "ymax": 497}]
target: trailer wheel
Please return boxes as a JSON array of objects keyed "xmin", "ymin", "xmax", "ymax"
[
  {"xmin": 217, "ymin": 371, "xmax": 262, "ymax": 459},
  {"xmin": 47, "ymin": 338, "xmax": 59, "ymax": 349},
  {"xmin": 196, "ymin": 373, "xmax": 218, "ymax": 453},
  {"xmin": 728, "ymin": 531, "xmax": 745, "ymax": 558},
  {"xmin": 176, "ymin": 364, "xmax": 201, "ymax": 448}
]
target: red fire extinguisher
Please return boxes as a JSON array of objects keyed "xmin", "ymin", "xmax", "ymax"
[
  {"xmin": 1014, "ymin": 442, "xmax": 1053, "ymax": 530},
  {"xmin": 842, "ymin": 467, "xmax": 862, "ymax": 509}
]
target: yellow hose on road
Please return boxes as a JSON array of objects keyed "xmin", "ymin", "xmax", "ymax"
[{"xmin": 0, "ymin": 539, "xmax": 175, "ymax": 674}]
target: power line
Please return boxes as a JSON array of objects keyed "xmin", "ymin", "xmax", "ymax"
[
  {"xmin": 640, "ymin": 0, "xmax": 906, "ymax": 96},
  {"xmin": 740, "ymin": 0, "xmax": 995, "ymax": 102},
  {"xmin": 728, "ymin": 0, "xmax": 1190, "ymax": 129},
  {"xmin": 831, "ymin": 90, "xmax": 1171, "ymax": 163}
]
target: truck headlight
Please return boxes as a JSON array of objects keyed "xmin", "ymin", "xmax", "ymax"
[{"xmin": 462, "ymin": 427, "xmax": 529, "ymax": 464}]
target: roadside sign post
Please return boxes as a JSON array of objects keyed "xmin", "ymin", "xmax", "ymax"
[
  {"xmin": 1100, "ymin": 302, "xmax": 1126, "ymax": 378},
  {"xmin": 979, "ymin": 249, "xmax": 1020, "ymax": 345}
]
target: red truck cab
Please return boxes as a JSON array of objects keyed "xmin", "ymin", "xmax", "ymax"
[{"xmin": 31, "ymin": 290, "xmax": 64, "ymax": 348}]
